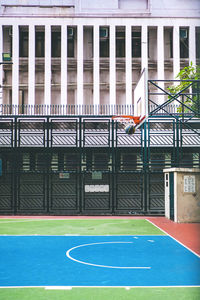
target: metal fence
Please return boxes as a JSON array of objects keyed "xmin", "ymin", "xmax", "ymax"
[
  {"xmin": 0, "ymin": 103, "xmax": 182, "ymax": 116},
  {"xmin": 0, "ymin": 104, "xmax": 134, "ymax": 116}
]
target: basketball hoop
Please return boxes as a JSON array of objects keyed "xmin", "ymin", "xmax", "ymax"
[{"xmin": 112, "ymin": 115, "xmax": 146, "ymax": 134}]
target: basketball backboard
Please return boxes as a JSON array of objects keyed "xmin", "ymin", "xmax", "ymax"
[
  {"xmin": 112, "ymin": 68, "xmax": 148, "ymax": 133},
  {"xmin": 133, "ymin": 68, "xmax": 148, "ymax": 128}
]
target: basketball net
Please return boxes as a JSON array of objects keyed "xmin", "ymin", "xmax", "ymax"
[{"xmin": 112, "ymin": 115, "xmax": 145, "ymax": 129}]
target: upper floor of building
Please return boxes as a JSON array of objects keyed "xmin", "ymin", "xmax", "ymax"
[{"xmin": 0, "ymin": 0, "xmax": 200, "ymax": 18}]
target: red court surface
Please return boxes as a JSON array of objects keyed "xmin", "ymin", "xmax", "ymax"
[
  {"xmin": 147, "ymin": 217, "xmax": 200, "ymax": 256},
  {"xmin": 0, "ymin": 215, "xmax": 199, "ymax": 256}
]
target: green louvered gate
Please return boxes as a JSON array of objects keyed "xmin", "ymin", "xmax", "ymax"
[
  {"xmin": 0, "ymin": 152, "xmax": 14, "ymax": 214},
  {"xmin": 0, "ymin": 116, "xmax": 199, "ymax": 215}
]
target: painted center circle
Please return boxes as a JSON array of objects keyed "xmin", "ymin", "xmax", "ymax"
[{"xmin": 66, "ymin": 241, "xmax": 151, "ymax": 269}]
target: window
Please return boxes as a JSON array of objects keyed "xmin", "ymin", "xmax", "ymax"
[
  {"xmin": 19, "ymin": 90, "xmax": 25, "ymax": 114},
  {"xmin": 51, "ymin": 153, "xmax": 58, "ymax": 171},
  {"xmin": 19, "ymin": 30, "xmax": 28, "ymax": 57},
  {"xmin": 169, "ymin": 29, "xmax": 173, "ymax": 58},
  {"xmin": 180, "ymin": 28, "xmax": 189, "ymax": 58},
  {"xmin": 35, "ymin": 32, "xmax": 45, "ymax": 57},
  {"xmin": 180, "ymin": 153, "xmax": 194, "ymax": 167},
  {"xmin": 85, "ymin": 151, "xmax": 109, "ymax": 171},
  {"xmin": 67, "ymin": 27, "xmax": 75, "ymax": 58},
  {"xmin": 132, "ymin": 31, "xmax": 141, "ymax": 58},
  {"xmin": 100, "ymin": 27, "xmax": 109, "ymax": 57},
  {"xmin": 35, "ymin": 153, "xmax": 46, "ymax": 171},
  {"xmin": 116, "ymin": 29, "xmax": 125, "ymax": 58},
  {"xmin": 21, "ymin": 153, "xmax": 30, "ymax": 171},
  {"xmin": 93, "ymin": 153, "xmax": 109, "ymax": 170},
  {"xmin": 64, "ymin": 153, "xmax": 78, "ymax": 170},
  {"xmin": 51, "ymin": 31, "xmax": 61, "ymax": 57},
  {"xmin": 150, "ymin": 153, "xmax": 166, "ymax": 170},
  {"xmin": 121, "ymin": 153, "xmax": 137, "ymax": 170},
  {"xmin": 196, "ymin": 27, "xmax": 200, "ymax": 59}
]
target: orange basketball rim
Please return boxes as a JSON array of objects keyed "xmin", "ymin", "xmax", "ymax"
[{"xmin": 112, "ymin": 115, "xmax": 146, "ymax": 125}]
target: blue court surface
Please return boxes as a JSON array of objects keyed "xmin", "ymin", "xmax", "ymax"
[{"xmin": 0, "ymin": 235, "xmax": 199, "ymax": 287}]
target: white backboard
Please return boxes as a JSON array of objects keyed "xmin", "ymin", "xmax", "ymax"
[{"xmin": 134, "ymin": 68, "xmax": 148, "ymax": 120}]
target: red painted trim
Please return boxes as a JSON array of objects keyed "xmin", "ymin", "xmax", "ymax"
[{"xmin": 147, "ymin": 217, "xmax": 200, "ymax": 256}]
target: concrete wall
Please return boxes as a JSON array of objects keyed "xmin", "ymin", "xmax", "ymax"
[{"xmin": 176, "ymin": 170, "xmax": 200, "ymax": 223}]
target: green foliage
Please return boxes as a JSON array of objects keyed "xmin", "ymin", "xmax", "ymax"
[{"xmin": 167, "ymin": 62, "xmax": 200, "ymax": 115}]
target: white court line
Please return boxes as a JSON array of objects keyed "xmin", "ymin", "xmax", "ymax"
[
  {"xmin": 0, "ymin": 218, "xmax": 144, "ymax": 222},
  {"xmin": 66, "ymin": 241, "xmax": 151, "ymax": 269},
  {"xmin": 0, "ymin": 234, "xmax": 166, "ymax": 237},
  {"xmin": 0, "ymin": 219, "xmax": 88, "ymax": 224},
  {"xmin": 0, "ymin": 285, "xmax": 199, "ymax": 289},
  {"xmin": 0, "ymin": 219, "xmax": 144, "ymax": 224},
  {"xmin": 0, "ymin": 220, "xmax": 51, "ymax": 224},
  {"xmin": 146, "ymin": 219, "xmax": 200, "ymax": 258}
]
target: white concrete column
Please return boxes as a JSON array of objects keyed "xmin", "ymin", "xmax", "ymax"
[
  {"xmin": 173, "ymin": 26, "xmax": 180, "ymax": 79},
  {"xmin": 141, "ymin": 25, "xmax": 148, "ymax": 72},
  {"xmin": 12, "ymin": 24, "xmax": 19, "ymax": 106},
  {"xmin": 77, "ymin": 24, "xmax": 83, "ymax": 105},
  {"xmin": 0, "ymin": 25, "xmax": 3, "ymax": 106},
  {"xmin": 44, "ymin": 24, "xmax": 51, "ymax": 106},
  {"xmin": 93, "ymin": 25, "xmax": 100, "ymax": 106},
  {"xmin": 61, "ymin": 24, "xmax": 67, "ymax": 106},
  {"xmin": 125, "ymin": 25, "xmax": 132, "ymax": 105},
  {"xmin": 28, "ymin": 24, "xmax": 35, "ymax": 106},
  {"xmin": 109, "ymin": 25, "xmax": 116, "ymax": 105},
  {"xmin": 189, "ymin": 25, "xmax": 196, "ymax": 66},
  {"xmin": 157, "ymin": 26, "xmax": 164, "ymax": 104}
]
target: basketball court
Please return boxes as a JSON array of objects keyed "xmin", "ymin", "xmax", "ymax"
[
  {"xmin": 0, "ymin": 217, "xmax": 200, "ymax": 300},
  {"xmin": 0, "ymin": 234, "xmax": 199, "ymax": 287}
]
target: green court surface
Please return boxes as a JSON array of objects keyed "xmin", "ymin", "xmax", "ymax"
[
  {"xmin": 0, "ymin": 218, "xmax": 199, "ymax": 300},
  {"xmin": 0, "ymin": 218, "xmax": 164, "ymax": 236},
  {"xmin": 0, "ymin": 287, "xmax": 200, "ymax": 300}
]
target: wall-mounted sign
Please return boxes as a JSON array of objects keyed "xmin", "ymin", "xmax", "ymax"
[
  {"xmin": 92, "ymin": 171, "xmax": 103, "ymax": 180},
  {"xmin": 85, "ymin": 185, "xmax": 109, "ymax": 193},
  {"xmin": 59, "ymin": 172, "xmax": 70, "ymax": 179},
  {"xmin": 184, "ymin": 175, "xmax": 195, "ymax": 193}
]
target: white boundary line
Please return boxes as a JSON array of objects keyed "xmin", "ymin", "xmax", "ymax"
[
  {"xmin": 146, "ymin": 219, "xmax": 200, "ymax": 258},
  {"xmin": 0, "ymin": 219, "xmax": 145, "ymax": 224},
  {"xmin": 0, "ymin": 285, "xmax": 199, "ymax": 289},
  {"xmin": 0, "ymin": 234, "xmax": 165, "ymax": 237}
]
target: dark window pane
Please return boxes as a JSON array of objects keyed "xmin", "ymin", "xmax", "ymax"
[{"xmin": 35, "ymin": 32, "xmax": 45, "ymax": 57}]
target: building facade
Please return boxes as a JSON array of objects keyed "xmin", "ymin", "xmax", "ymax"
[{"xmin": 0, "ymin": 0, "xmax": 200, "ymax": 108}]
